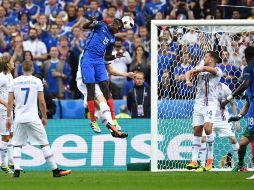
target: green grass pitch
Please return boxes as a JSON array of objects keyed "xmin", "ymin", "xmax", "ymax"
[{"xmin": 0, "ymin": 171, "xmax": 253, "ymax": 190}]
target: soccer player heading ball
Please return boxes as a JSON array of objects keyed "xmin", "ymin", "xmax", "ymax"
[{"xmin": 80, "ymin": 16, "xmax": 128, "ymax": 138}]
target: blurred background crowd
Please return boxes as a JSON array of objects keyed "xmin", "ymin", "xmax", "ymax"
[{"xmin": 0, "ymin": 0, "xmax": 254, "ymax": 117}]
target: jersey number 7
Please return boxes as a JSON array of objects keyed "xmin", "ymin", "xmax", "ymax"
[{"xmin": 21, "ymin": 88, "xmax": 30, "ymax": 105}]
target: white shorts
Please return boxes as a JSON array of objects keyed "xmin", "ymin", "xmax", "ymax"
[
  {"xmin": 76, "ymin": 79, "xmax": 103, "ymax": 107},
  {"xmin": 213, "ymin": 119, "xmax": 235, "ymax": 137},
  {"xmin": 12, "ymin": 122, "xmax": 49, "ymax": 146},
  {"xmin": 201, "ymin": 120, "xmax": 235, "ymax": 137},
  {"xmin": 192, "ymin": 104, "xmax": 217, "ymax": 126},
  {"xmin": 0, "ymin": 116, "xmax": 13, "ymax": 135}
]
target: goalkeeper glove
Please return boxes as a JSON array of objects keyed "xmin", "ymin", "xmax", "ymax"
[{"xmin": 228, "ymin": 114, "xmax": 243, "ymax": 122}]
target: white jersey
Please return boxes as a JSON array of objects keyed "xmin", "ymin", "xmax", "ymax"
[
  {"xmin": 0, "ymin": 72, "xmax": 13, "ymax": 116},
  {"xmin": 195, "ymin": 67, "xmax": 223, "ymax": 106},
  {"xmin": 215, "ymin": 83, "xmax": 232, "ymax": 121},
  {"xmin": 10, "ymin": 75, "xmax": 43, "ymax": 123}
]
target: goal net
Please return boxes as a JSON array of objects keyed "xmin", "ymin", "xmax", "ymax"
[{"xmin": 151, "ymin": 20, "xmax": 254, "ymax": 171}]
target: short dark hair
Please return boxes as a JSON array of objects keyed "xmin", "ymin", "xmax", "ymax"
[
  {"xmin": 22, "ymin": 60, "xmax": 33, "ymax": 72},
  {"xmin": 207, "ymin": 50, "xmax": 219, "ymax": 63},
  {"xmin": 0, "ymin": 55, "xmax": 11, "ymax": 74},
  {"xmin": 244, "ymin": 46, "xmax": 254, "ymax": 62}
]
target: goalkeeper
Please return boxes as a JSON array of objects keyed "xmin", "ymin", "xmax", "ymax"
[{"xmin": 228, "ymin": 93, "xmax": 252, "ymax": 172}]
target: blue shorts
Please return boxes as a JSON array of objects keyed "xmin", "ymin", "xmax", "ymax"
[
  {"xmin": 247, "ymin": 103, "xmax": 254, "ymax": 132},
  {"xmin": 80, "ymin": 56, "xmax": 108, "ymax": 83}
]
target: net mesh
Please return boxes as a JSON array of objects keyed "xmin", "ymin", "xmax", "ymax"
[{"xmin": 155, "ymin": 24, "xmax": 254, "ymax": 170}]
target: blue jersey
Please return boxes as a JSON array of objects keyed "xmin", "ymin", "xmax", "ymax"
[
  {"xmin": 83, "ymin": 21, "xmax": 115, "ymax": 60},
  {"xmin": 243, "ymin": 62, "xmax": 254, "ymax": 102}
]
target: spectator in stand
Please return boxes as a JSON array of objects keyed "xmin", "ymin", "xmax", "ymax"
[
  {"xmin": 25, "ymin": 0, "xmax": 40, "ymax": 20},
  {"xmin": 66, "ymin": 4, "xmax": 78, "ymax": 28},
  {"xmin": 159, "ymin": 29, "xmax": 172, "ymax": 45},
  {"xmin": 23, "ymin": 28, "xmax": 47, "ymax": 68},
  {"xmin": 127, "ymin": 71, "xmax": 150, "ymax": 118},
  {"xmin": 248, "ymin": 9, "xmax": 254, "ymax": 19},
  {"xmin": 127, "ymin": 0, "xmax": 145, "ymax": 26},
  {"xmin": 43, "ymin": 0, "xmax": 63, "ymax": 17},
  {"xmin": 45, "ymin": 23, "xmax": 59, "ymax": 52},
  {"xmin": 16, "ymin": 50, "xmax": 41, "ymax": 77},
  {"xmin": 0, "ymin": 5, "xmax": 9, "ymax": 27},
  {"xmin": 145, "ymin": 0, "xmax": 168, "ymax": 18},
  {"xmin": 232, "ymin": 9, "xmax": 241, "ymax": 19},
  {"xmin": 123, "ymin": 29, "xmax": 135, "ymax": 57},
  {"xmin": 170, "ymin": 0, "xmax": 194, "ymax": 20},
  {"xmin": 84, "ymin": 0, "xmax": 103, "ymax": 21},
  {"xmin": 43, "ymin": 47, "xmax": 70, "ymax": 99},
  {"xmin": 239, "ymin": 56, "xmax": 247, "ymax": 82},
  {"xmin": 108, "ymin": 37, "xmax": 132, "ymax": 97},
  {"xmin": 139, "ymin": 26, "xmax": 150, "ymax": 54},
  {"xmin": 18, "ymin": 10, "xmax": 30, "ymax": 41},
  {"xmin": 174, "ymin": 52, "xmax": 193, "ymax": 99},
  {"xmin": 158, "ymin": 69, "xmax": 172, "ymax": 99},
  {"xmin": 115, "ymin": 0, "xmax": 127, "ymax": 19},
  {"xmin": 130, "ymin": 45, "xmax": 150, "ymax": 83},
  {"xmin": 103, "ymin": 5, "xmax": 116, "ymax": 24},
  {"xmin": 182, "ymin": 27, "xmax": 198, "ymax": 45},
  {"xmin": 36, "ymin": 14, "xmax": 49, "ymax": 32},
  {"xmin": 218, "ymin": 50, "xmax": 240, "ymax": 91},
  {"xmin": 58, "ymin": 35, "xmax": 70, "ymax": 62},
  {"xmin": 11, "ymin": 35, "xmax": 24, "ymax": 65},
  {"xmin": 228, "ymin": 41, "xmax": 244, "ymax": 69}
]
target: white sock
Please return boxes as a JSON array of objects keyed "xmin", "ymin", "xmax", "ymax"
[
  {"xmin": 199, "ymin": 142, "xmax": 207, "ymax": 167},
  {"xmin": 192, "ymin": 136, "xmax": 201, "ymax": 161},
  {"xmin": 7, "ymin": 140, "xmax": 13, "ymax": 165},
  {"xmin": 96, "ymin": 110, "xmax": 107, "ymax": 125},
  {"xmin": 13, "ymin": 147, "xmax": 22, "ymax": 170},
  {"xmin": 0, "ymin": 141, "xmax": 8, "ymax": 166},
  {"xmin": 232, "ymin": 142, "xmax": 239, "ymax": 157},
  {"xmin": 206, "ymin": 134, "xmax": 214, "ymax": 159},
  {"xmin": 42, "ymin": 146, "xmax": 57, "ymax": 170},
  {"xmin": 99, "ymin": 102, "xmax": 113, "ymax": 125}
]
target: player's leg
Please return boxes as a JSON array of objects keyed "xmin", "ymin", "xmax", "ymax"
[
  {"xmin": 228, "ymin": 136, "xmax": 239, "ymax": 157},
  {"xmin": 11, "ymin": 123, "xmax": 28, "ymax": 177},
  {"xmin": 7, "ymin": 132, "xmax": 14, "ymax": 169},
  {"xmin": 197, "ymin": 134, "xmax": 207, "ymax": 172},
  {"xmin": 27, "ymin": 122, "xmax": 71, "ymax": 177},
  {"xmin": 203, "ymin": 106, "xmax": 217, "ymax": 171},
  {"xmin": 186, "ymin": 106, "xmax": 204, "ymax": 170},
  {"xmin": 0, "ymin": 118, "xmax": 13, "ymax": 173}
]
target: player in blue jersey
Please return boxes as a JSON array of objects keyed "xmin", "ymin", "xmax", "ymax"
[
  {"xmin": 80, "ymin": 16, "xmax": 127, "ymax": 138},
  {"xmin": 221, "ymin": 46, "xmax": 254, "ymax": 179}
]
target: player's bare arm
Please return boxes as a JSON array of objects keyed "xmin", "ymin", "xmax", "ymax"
[
  {"xmin": 0, "ymin": 98, "xmax": 7, "ymax": 108},
  {"xmin": 82, "ymin": 16, "xmax": 96, "ymax": 30},
  {"xmin": 106, "ymin": 64, "xmax": 135, "ymax": 78},
  {"xmin": 230, "ymin": 100, "xmax": 240, "ymax": 131},
  {"xmin": 185, "ymin": 69, "xmax": 197, "ymax": 87},
  {"xmin": 38, "ymin": 91, "xmax": 47, "ymax": 127},
  {"xmin": 6, "ymin": 92, "xmax": 14, "ymax": 130},
  {"xmin": 221, "ymin": 80, "xmax": 250, "ymax": 108},
  {"xmin": 195, "ymin": 66, "xmax": 218, "ymax": 75}
]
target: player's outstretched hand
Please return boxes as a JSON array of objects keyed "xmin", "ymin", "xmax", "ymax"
[{"xmin": 228, "ymin": 115, "xmax": 242, "ymax": 122}]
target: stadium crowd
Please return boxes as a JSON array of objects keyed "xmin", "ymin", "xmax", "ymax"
[{"xmin": 0, "ymin": 0, "xmax": 253, "ymax": 113}]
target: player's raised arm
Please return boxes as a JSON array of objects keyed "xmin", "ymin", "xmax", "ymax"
[
  {"xmin": 82, "ymin": 16, "xmax": 97, "ymax": 30},
  {"xmin": 195, "ymin": 65, "xmax": 219, "ymax": 75}
]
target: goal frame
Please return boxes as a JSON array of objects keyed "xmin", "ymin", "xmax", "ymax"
[{"xmin": 150, "ymin": 19, "xmax": 254, "ymax": 172}]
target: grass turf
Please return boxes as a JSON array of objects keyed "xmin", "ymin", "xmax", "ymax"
[{"xmin": 0, "ymin": 171, "xmax": 253, "ymax": 190}]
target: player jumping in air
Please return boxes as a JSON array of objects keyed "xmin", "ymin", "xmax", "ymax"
[
  {"xmin": 221, "ymin": 46, "xmax": 254, "ymax": 179},
  {"xmin": 0, "ymin": 54, "xmax": 14, "ymax": 174},
  {"xmin": 197, "ymin": 82, "xmax": 240, "ymax": 172},
  {"xmin": 76, "ymin": 56, "xmax": 134, "ymax": 135},
  {"xmin": 80, "ymin": 16, "xmax": 127, "ymax": 138},
  {"xmin": 185, "ymin": 51, "xmax": 223, "ymax": 171},
  {"xmin": 6, "ymin": 60, "xmax": 71, "ymax": 178}
]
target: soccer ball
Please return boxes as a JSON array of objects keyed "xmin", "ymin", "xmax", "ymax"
[{"xmin": 121, "ymin": 16, "xmax": 134, "ymax": 30}]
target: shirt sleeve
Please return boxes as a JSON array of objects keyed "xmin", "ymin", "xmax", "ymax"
[
  {"xmin": 37, "ymin": 80, "xmax": 43, "ymax": 92},
  {"xmin": 215, "ymin": 67, "xmax": 223, "ymax": 77},
  {"xmin": 243, "ymin": 66, "xmax": 251, "ymax": 81}
]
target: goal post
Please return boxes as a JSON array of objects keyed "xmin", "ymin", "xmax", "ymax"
[{"xmin": 150, "ymin": 19, "xmax": 254, "ymax": 172}]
